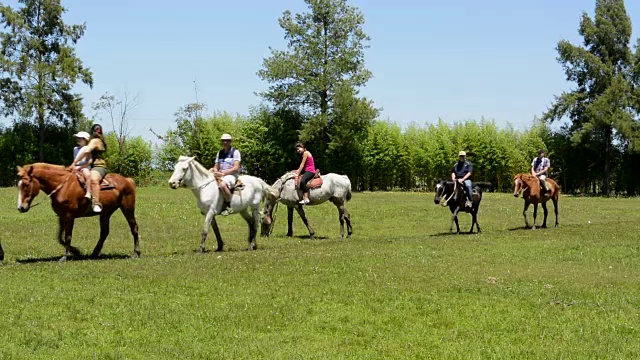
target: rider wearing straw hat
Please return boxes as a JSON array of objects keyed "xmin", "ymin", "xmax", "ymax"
[
  {"xmin": 451, "ymin": 150, "xmax": 474, "ymax": 209},
  {"xmin": 209, "ymin": 133, "xmax": 241, "ymax": 216},
  {"xmin": 531, "ymin": 149, "xmax": 550, "ymax": 195}
]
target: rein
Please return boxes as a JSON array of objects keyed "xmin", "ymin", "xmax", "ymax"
[
  {"xmin": 267, "ymin": 201, "xmax": 279, "ymax": 237},
  {"xmin": 441, "ymin": 181, "xmax": 457, "ymax": 206},
  {"xmin": 30, "ymin": 182, "xmax": 65, "ymax": 209}
]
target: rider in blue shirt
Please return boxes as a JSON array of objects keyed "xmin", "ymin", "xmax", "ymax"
[{"xmin": 451, "ymin": 151, "xmax": 473, "ymax": 209}]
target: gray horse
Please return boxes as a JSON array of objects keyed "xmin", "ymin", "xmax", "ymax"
[{"xmin": 261, "ymin": 172, "xmax": 352, "ymax": 239}]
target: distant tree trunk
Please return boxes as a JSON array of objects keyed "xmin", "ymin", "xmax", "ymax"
[{"xmin": 603, "ymin": 126, "xmax": 612, "ymax": 196}]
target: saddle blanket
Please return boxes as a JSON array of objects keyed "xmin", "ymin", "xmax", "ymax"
[{"xmin": 295, "ymin": 170, "xmax": 323, "ymax": 190}]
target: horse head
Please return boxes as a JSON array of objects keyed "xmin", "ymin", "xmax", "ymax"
[
  {"xmin": 168, "ymin": 156, "xmax": 196, "ymax": 189},
  {"xmin": 16, "ymin": 165, "xmax": 40, "ymax": 212},
  {"xmin": 513, "ymin": 174, "xmax": 534, "ymax": 197},
  {"xmin": 434, "ymin": 180, "xmax": 455, "ymax": 206}
]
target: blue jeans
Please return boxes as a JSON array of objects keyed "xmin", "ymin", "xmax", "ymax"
[{"xmin": 459, "ymin": 179, "xmax": 472, "ymax": 201}]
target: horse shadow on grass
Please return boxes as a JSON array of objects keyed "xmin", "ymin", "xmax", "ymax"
[
  {"xmin": 429, "ymin": 232, "xmax": 480, "ymax": 237},
  {"xmin": 16, "ymin": 252, "xmax": 132, "ymax": 264}
]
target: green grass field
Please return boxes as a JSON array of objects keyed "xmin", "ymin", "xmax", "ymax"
[{"xmin": 1, "ymin": 186, "xmax": 639, "ymax": 359}]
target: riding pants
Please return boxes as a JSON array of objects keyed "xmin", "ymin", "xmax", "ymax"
[
  {"xmin": 537, "ymin": 175, "xmax": 548, "ymax": 191},
  {"xmin": 461, "ymin": 179, "xmax": 473, "ymax": 201},
  {"xmin": 300, "ymin": 171, "xmax": 314, "ymax": 194}
]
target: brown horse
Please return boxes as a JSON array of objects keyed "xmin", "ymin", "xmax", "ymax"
[
  {"xmin": 17, "ymin": 163, "xmax": 140, "ymax": 262},
  {"xmin": 513, "ymin": 173, "xmax": 559, "ymax": 229}
]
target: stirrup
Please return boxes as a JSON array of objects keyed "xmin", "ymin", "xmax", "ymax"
[{"xmin": 220, "ymin": 202, "xmax": 233, "ymax": 216}]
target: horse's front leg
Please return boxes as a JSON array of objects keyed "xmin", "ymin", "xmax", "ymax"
[
  {"xmin": 91, "ymin": 214, "xmax": 110, "ymax": 259},
  {"xmin": 60, "ymin": 216, "xmax": 80, "ymax": 262},
  {"xmin": 200, "ymin": 209, "xmax": 216, "ymax": 253},
  {"xmin": 450, "ymin": 207, "xmax": 460, "ymax": 233},
  {"xmin": 286, "ymin": 206, "xmax": 294, "ymax": 237},
  {"xmin": 295, "ymin": 206, "xmax": 315, "ymax": 240},
  {"xmin": 56, "ymin": 216, "xmax": 65, "ymax": 249},
  {"xmin": 532, "ymin": 203, "xmax": 539, "ymax": 230},
  {"xmin": 0, "ymin": 240, "xmax": 4, "ymax": 265},
  {"xmin": 541, "ymin": 202, "xmax": 549, "ymax": 228},
  {"xmin": 522, "ymin": 202, "xmax": 531, "ymax": 228}
]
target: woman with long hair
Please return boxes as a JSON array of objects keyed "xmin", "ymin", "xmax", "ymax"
[{"xmin": 69, "ymin": 124, "xmax": 108, "ymax": 212}]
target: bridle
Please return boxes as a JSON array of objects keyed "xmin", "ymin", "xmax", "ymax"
[
  {"xmin": 20, "ymin": 175, "xmax": 65, "ymax": 209},
  {"xmin": 438, "ymin": 181, "xmax": 458, "ymax": 206},
  {"xmin": 177, "ymin": 160, "xmax": 217, "ymax": 191}
]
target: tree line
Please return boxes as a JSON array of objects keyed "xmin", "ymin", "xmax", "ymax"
[{"xmin": 1, "ymin": 0, "xmax": 640, "ymax": 195}]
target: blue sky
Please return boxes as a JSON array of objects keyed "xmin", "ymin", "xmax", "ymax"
[{"xmin": 3, "ymin": 0, "xmax": 640, "ymax": 141}]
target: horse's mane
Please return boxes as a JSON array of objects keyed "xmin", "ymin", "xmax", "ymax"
[
  {"xmin": 515, "ymin": 173, "xmax": 538, "ymax": 183},
  {"xmin": 179, "ymin": 156, "xmax": 213, "ymax": 178},
  {"xmin": 18, "ymin": 163, "xmax": 67, "ymax": 176}
]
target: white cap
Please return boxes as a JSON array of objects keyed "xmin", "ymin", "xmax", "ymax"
[
  {"xmin": 74, "ymin": 131, "xmax": 90, "ymax": 140},
  {"xmin": 220, "ymin": 133, "xmax": 232, "ymax": 140},
  {"xmin": 458, "ymin": 151, "xmax": 466, "ymax": 156}
]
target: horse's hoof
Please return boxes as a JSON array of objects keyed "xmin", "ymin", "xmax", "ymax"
[
  {"xmin": 215, "ymin": 247, "xmax": 224, "ymax": 252},
  {"xmin": 286, "ymin": 233, "xmax": 293, "ymax": 238},
  {"xmin": 130, "ymin": 253, "xmax": 140, "ymax": 259},
  {"xmin": 58, "ymin": 256, "xmax": 68, "ymax": 262}
]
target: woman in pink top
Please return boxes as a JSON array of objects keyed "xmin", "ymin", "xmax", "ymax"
[{"xmin": 295, "ymin": 142, "xmax": 315, "ymax": 204}]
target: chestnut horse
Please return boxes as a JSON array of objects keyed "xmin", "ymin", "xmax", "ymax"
[
  {"xmin": 17, "ymin": 163, "xmax": 140, "ymax": 262},
  {"xmin": 513, "ymin": 173, "xmax": 559, "ymax": 229}
]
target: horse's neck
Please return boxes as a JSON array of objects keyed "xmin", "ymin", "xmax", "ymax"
[
  {"xmin": 186, "ymin": 163, "xmax": 215, "ymax": 188},
  {"xmin": 272, "ymin": 178, "xmax": 284, "ymax": 197},
  {"xmin": 33, "ymin": 167, "xmax": 70, "ymax": 194}
]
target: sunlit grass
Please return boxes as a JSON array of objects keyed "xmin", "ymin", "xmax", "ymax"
[{"xmin": 0, "ymin": 187, "xmax": 639, "ymax": 359}]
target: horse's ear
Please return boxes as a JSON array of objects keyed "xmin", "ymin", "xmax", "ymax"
[
  {"xmin": 16, "ymin": 166, "xmax": 23, "ymax": 175},
  {"xmin": 27, "ymin": 166, "xmax": 34, "ymax": 176}
]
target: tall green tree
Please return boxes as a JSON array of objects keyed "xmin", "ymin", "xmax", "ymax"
[
  {"xmin": 543, "ymin": 0, "xmax": 639, "ymax": 195},
  {"xmin": 0, "ymin": 0, "xmax": 93, "ymax": 161},
  {"xmin": 258, "ymin": 0, "xmax": 375, "ymax": 173}
]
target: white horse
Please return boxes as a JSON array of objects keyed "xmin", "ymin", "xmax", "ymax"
[
  {"xmin": 261, "ymin": 171, "xmax": 353, "ymax": 239},
  {"xmin": 168, "ymin": 156, "xmax": 274, "ymax": 252}
]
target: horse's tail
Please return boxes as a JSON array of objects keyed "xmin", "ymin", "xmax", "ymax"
[
  {"xmin": 343, "ymin": 175, "xmax": 352, "ymax": 201},
  {"xmin": 473, "ymin": 181, "xmax": 492, "ymax": 192}
]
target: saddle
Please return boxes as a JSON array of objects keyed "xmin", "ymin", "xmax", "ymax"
[
  {"xmin": 73, "ymin": 171, "xmax": 115, "ymax": 190},
  {"xmin": 214, "ymin": 175, "xmax": 245, "ymax": 193},
  {"xmin": 295, "ymin": 169, "xmax": 323, "ymax": 190}
]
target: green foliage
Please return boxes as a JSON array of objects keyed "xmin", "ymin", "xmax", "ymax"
[
  {"xmin": 0, "ymin": 0, "xmax": 93, "ymax": 161},
  {"xmin": 258, "ymin": 0, "xmax": 377, "ymax": 181},
  {"xmin": 104, "ymin": 132, "xmax": 152, "ymax": 182},
  {"xmin": 0, "ymin": 120, "xmax": 77, "ymax": 186},
  {"xmin": 237, "ymin": 107, "xmax": 303, "ymax": 182},
  {"xmin": 543, "ymin": 0, "xmax": 640, "ymax": 195},
  {"xmin": 257, "ymin": 0, "xmax": 371, "ymax": 115}
]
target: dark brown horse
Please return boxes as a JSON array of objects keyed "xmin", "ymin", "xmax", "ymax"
[
  {"xmin": 513, "ymin": 173, "xmax": 559, "ymax": 229},
  {"xmin": 17, "ymin": 163, "xmax": 140, "ymax": 262},
  {"xmin": 434, "ymin": 180, "xmax": 487, "ymax": 234}
]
